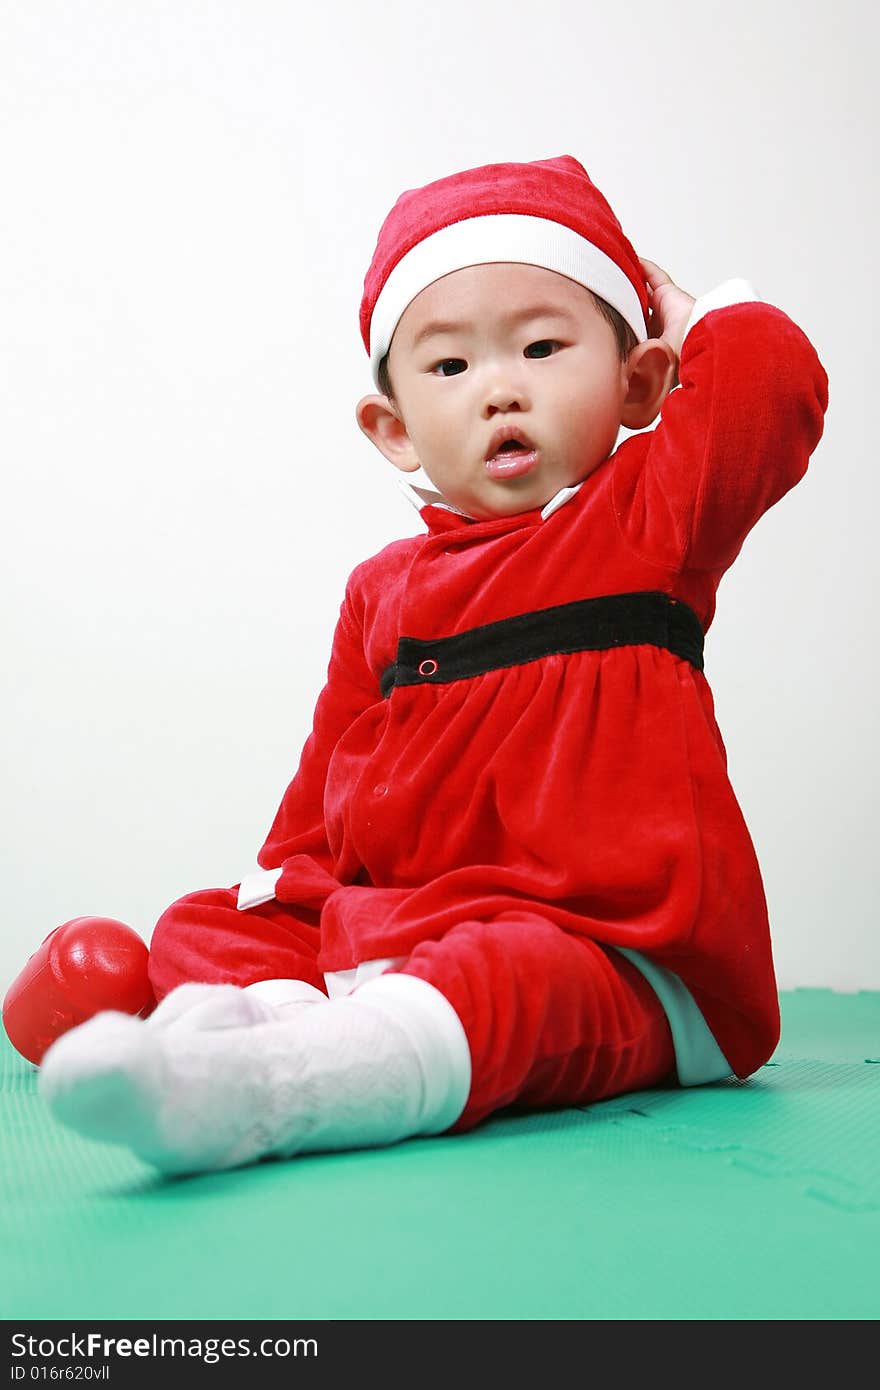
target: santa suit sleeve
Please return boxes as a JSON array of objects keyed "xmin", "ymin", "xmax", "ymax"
[
  {"xmin": 614, "ymin": 280, "xmax": 829, "ymax": 574},
  {"xmin": 236, "ymin": 573, "xmax": 379, "ymax": 910}
]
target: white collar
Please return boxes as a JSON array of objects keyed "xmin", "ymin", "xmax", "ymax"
[{"xmin": 398, "ymin": 476, "xmax": 584, "ymax": 523}]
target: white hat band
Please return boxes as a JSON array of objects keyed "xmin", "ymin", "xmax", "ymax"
[{"xmin": 369, "ymin": 213, "xmax": 647, "ymax": 387}]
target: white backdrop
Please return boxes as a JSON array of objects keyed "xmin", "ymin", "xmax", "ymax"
[{"xmin": 1, "ymin": 0, "xmax": 876, "ymax": 993}]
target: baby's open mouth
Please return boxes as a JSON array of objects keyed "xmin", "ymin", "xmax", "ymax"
[
  {"xmin": 485, "ymin": 437, "xmax": 539, "ymax": 480},
  {"xmin": 485, "ymin": 430, "xmax": 537, "ymax": 458}
]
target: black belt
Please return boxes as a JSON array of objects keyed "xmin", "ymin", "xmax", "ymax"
[{"xmin": 380, "ymin": 590, "xmax": 704, "ymax": 698}]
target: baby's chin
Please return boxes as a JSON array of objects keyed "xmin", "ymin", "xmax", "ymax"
[
  {"xmin": 475, "ymin": 491, "xmax": 551, "ymax": 519},
  {"xmin": 461, "ymin": 472, "xmax": 596, "ymax": 521}
]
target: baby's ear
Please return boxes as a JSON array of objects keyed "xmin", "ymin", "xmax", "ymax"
[
  {"xmin": 355, "ymin": 395, "xmax": 421, "ymax": 473},
  {"xmin": 619, "ymin": 341, "xmax": 678, "ymax": 430}
]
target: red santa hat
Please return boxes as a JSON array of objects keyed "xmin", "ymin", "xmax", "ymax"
[{"xmin": 360, "ymin": 154, "xmax": 648, "ymax": 388}]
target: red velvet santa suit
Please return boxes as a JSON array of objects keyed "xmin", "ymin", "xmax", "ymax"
[{"xmin": 149, "ymin": 295, "xmax": 828, "ymax": 1130}]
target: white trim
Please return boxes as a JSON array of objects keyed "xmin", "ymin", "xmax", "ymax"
[
  {"xmin": 541, "ymin": 483, "xmax": 584, "ymax": 520},
  {"xmin": 324, "ymin": 956, "xmax": 406, "ymax": 998},
  {"xmin": 682, "ymin": 278, "xmax": 761, "ymax": 342},
  {"xmin": 397, "ymin": 477, "xmax": 471, "ymax": 517},
  {"xmin": 236, "ymin": 866, "xmax": 283, "ymax": 910},
  {"xmin": 370, "ymin": 213, "xmax": 647, "ymax": 386}
]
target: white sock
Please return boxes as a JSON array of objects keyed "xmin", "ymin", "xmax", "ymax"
[
  {"xmin": 144, "ymin": 982, "xmax": 279, "ymax": 1031},
  {"xmin": 37, "ymin": 974, "xmax": 471, "ymax": 1176},
  {"xmin": 132, "ymin": 979, "xmax": 327, "ymax": 1035},
  {"xmin": 243, "ymin": 977, "xmax": 328, "ymax": 1021}
]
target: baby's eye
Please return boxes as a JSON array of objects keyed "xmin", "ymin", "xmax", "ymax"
[
  {"xmin": 431, "ymin": 358, "xmax": 467, "ymax": 377},
  {"xmin": 524, "ymin": 340, "xmax": 560, "ymax": 359}
]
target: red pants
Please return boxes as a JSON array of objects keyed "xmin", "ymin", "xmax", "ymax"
[{"xmin": 149, "ymin": 888, "xmax": 676, "ymax": 1131}]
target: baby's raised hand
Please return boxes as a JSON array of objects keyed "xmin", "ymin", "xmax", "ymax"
[{"xmin": 640, "ymin": 259, "xmax": 695, "ymax": 381}]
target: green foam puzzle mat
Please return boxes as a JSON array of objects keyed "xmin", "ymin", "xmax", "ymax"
[{"xmin": 1, "ymin": 988, "xmax": 878, "ymax": 1320}]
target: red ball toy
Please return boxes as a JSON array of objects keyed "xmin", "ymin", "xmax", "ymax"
[{"xmin": 2, "ymin": 917, "xmax": 155, "ymax": 1066}]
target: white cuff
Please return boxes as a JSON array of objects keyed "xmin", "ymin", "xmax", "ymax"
[
  {"xmin": 352, "ymin": 973, "xmax": 472, "ymax": 1135},
  {"xmin": 682, "ymin": 277, "xmax": 761, "ymax": 343},
  {"xmin": 324, "ymin": 956, "xmax": 406, "ymax": 999},
  {"xmin": 236, "ymin": 867, "xmax": 283, "ymax": 910}
]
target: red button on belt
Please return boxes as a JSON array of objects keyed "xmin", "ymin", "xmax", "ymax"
[{"xmin": 418, "ymin": 659, "xmax": 438, "ymax": 676}]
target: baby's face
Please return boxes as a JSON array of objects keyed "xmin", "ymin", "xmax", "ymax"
[{"xmin": 385, "ymin": 263, "xmax": 630, "ymax": 519}]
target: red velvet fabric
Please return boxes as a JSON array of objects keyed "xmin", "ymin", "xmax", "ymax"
[{"xmin": 149, "ymin": 299, "xmax": 828, "ymax": 1112}]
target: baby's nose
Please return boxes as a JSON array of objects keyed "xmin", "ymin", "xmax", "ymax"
[{"xmin": 483, "ymin": 380, "xmax": 529, "ymax": 414}]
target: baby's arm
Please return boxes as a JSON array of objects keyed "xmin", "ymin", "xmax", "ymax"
[
  {"xmin": 237, "ymin": 573, "xmax": 380, "ymax": 910},
  {"xmin": 617, "ymin": 262, "xmax": 829, "ymax": 575}
]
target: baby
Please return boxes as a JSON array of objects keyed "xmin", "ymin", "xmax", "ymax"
[{"xmin": 33, "ymin": 155, "xmax": 828, "ymax": 1175}]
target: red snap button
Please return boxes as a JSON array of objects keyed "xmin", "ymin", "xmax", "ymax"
[
  {"xmin": 373, "ymin": 783, "xmax": 388, "ymax": 796},
  {"xmin": 418, "ymin": 659, "xmax": 438, "ymax": 676}
]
